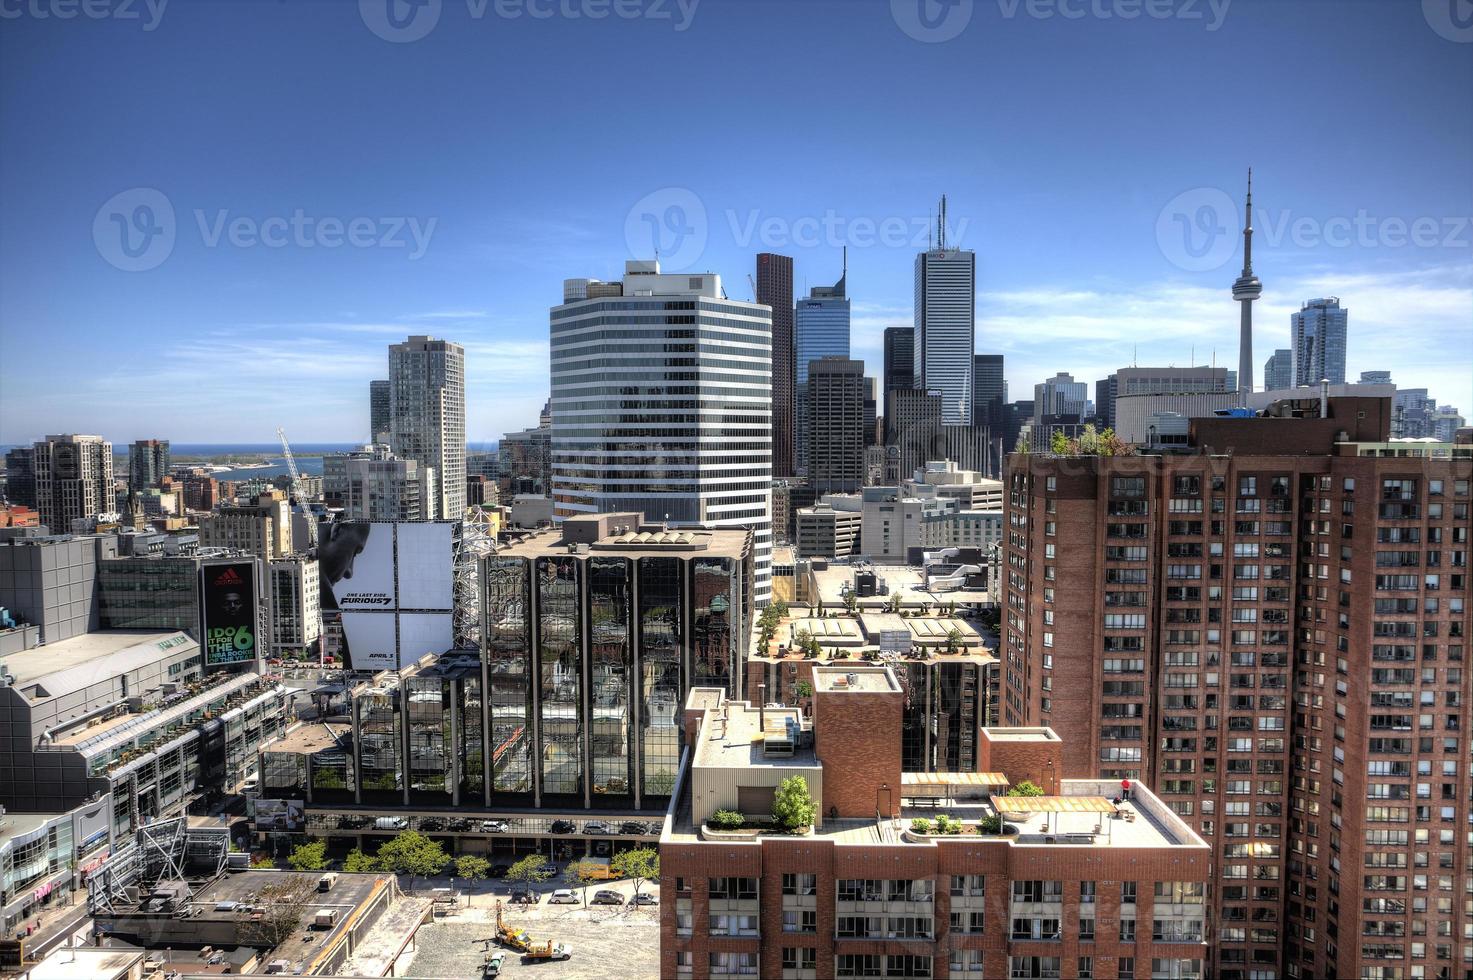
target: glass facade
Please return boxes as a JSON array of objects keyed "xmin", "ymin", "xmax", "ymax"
[
  {"xmin": 459, "ymin": 675, "xmax": 484, "ymax": 800},
  {"xmin": 588, "ymin": 558, "xmax": 632, "ymax": 800},
  {"xmin": 691, "ymin": 557, "xmax": 736, "ymax": 695},
  {"xmin": 538, "ymin": 556, "xmax": 582, "ymax": 800},
  {"xmin": 98, "ymin": 558, "xmax": 199, "ymax": 631},
  {"xmin": 484, "ymin": 557, "xmax": 533, "ymax": 796},
  {"xmin": 357, "ymin": 691, "xmax": 401, "ymax": 799},
  {"xmin": 639, "ymin": 557, "xmax": 683, "ymax": 799},
  {"xmin": 406, "ymin": 675, "xmax": 452, "ymax": 802}
]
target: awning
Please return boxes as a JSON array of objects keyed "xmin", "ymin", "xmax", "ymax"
[
  {"xmin": 991, "ymin": 796, "xmax": 1118, "ymax": 814},
  {"xmin": 902, "ymin": 771, "xmax": 1010, "ymax": 790}
]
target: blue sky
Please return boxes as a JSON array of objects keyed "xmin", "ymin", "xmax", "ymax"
[{"xmin": 2, "ymin": 0, "xmax": 1469, "ymax": 443}]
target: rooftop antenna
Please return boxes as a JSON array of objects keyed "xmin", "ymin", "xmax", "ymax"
[{"xmin": 938, "ymin": 194, "xmax": 948, "ymax": 250}]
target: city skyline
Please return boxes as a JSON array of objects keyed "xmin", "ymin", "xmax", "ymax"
[{"xmin": 1, "ymin": 1, "xmax": 1469, "ymax": 443}]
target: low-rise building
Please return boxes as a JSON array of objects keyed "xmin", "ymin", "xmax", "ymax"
[
  {"xmin": 0, "ymin": 629, "xmax": 287, "ymax": 835},
  {"xmin": 660, "ymin": 666, "xmax": 1210, "ymax": 980},
  {"xmin": 268, "ymin": 557, "xmax": 321, "ymax": 658},
  {"xmin": 794, "ymin": 501, "xmax": 862, "ymax": 559}
]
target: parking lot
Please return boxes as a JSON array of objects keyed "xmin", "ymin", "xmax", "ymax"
[{"xmin": 399, "ymin": 881, "xmax": 661, "ymax": 980}]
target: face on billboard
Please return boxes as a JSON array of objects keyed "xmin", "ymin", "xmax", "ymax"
[
  {"xmin": 320, "ymin": 522, "xmax": 396, "ymax": 610},
  {"xmin": 203, "ymin": 561, "xmax": 257, "ymax": 665}
]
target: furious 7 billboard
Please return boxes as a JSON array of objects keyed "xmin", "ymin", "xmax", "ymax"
[
  {"xmin": 318, "ymin": 521, "xmax": 455, "ymax": 670},
  {"xmin": 202, "ymin": 561, "xmax": 258, "ymax": 666}
]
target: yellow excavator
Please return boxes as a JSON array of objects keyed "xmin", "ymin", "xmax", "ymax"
[{"xmin": 491, "ymin": 902, "xmax": 534, "ymax": 953}]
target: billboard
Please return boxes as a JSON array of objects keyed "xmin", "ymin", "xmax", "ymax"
[
  {"xmin": 253, "ymin": 799, "xmax": 305, "ymax": 833},
  {"xmin": 396, "ymin": 522, "xmax": 455, "ymax": 609},
  {"xmin": 319, "ymin": 521, "xmax": 457, "ymax": 671},
  {"xmin": 341, "ymin": 611, "xmax": 399, "ymax": 673},
  {"xmin": 203, "ymin": 561, "xmax": 258, "ymax": 666}
]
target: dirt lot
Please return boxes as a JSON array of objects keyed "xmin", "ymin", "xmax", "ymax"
[{"xmin": 400, "ymin": 899, "xmax": 661, "ymax": 979}]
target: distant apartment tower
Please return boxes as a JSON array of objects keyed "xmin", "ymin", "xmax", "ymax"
[
  {"xmin": 369, "ymin": 379, "xmax": 391, "ymax": 443},
  {"xmin": 882, "ymin": 326, "xmax": 914, "ymax": 393},
  {"xmin": 322, "ymin": 445, "xmax": 436, "ymax": 521},
  {"xmin": 806, "ymin": 357, "xmax": 867, "ymax": 496},
  {"xmin": 1291, "ymin": 296, "xmax": 1348, "ymax": 386},
  {"xmin": 199, "ymin": 491, "xmax": 293, "ymax": 560},
  {"xmin": 33, "ymin": 434, "xmax": 113, "ymax": 533},
  {"xmin": 4, "ymin": 447, "xmax": 37, "ymax": 508},
  {"xmin": 1032, "ymin": 372, "xmax": 1088, "ymax": 419},
  {"xmin": 1262, "ymin": 349, "xmax": 1293, "ymax": 392},
  {"xmin": 389, "ymin": 335, "xmax": 465, "ymax": 519},
  {"xmin": 268, "ymin": 556, "xmax": 320, "ymax": 657},
  {"xmin": 794, "ymin": 259, "xmax": 850, "ymax": 474},
  {"xmin": 913, "ymin": 227, "xmax": 975, "ymax": 425},
  {"xmin": 756, "ymin": 253, "xmax": 795, "ymax": 477},
  {"xmin": 1002, "ymin": 395, "xmax": 1470, "ymax": 980},
  {"xmin": 128, "ymin": 439, "xmax": 170, "ymax": 493},
  {"xmin": 551, "ymin": 261, "xmax": 773, "ymax": 602}
]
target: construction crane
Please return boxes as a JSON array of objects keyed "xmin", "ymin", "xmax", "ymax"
[
  {"xmin": 276, "ymin": 426, "xmax": 318, "ymax": 548},
  {"xmin": 747, "ymin": 273, "xmax": 757, "ymax": 302}
]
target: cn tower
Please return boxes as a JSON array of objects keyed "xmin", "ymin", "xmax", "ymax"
[{"xmin": 1232, "ymin": 169, "xmax": 1262, "ymax": 406}]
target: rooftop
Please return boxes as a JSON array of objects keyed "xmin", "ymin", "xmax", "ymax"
[
  {"xmin": 267, "ymin": 721, "xmax": 349, "ymax": 756},
  {"xmin": 691, "ymin": 700, "xmax": 816, "ymax": 771},
  {"xmin": 496, "ymin": 521, "xmax": 749, "ymax": 561},
  {"xmin": 812, "ymin": 664, "xmax": 900, "ymax": 693},
  {"xmin": 1, "ymin": 630, "xmax": 195, "ymax": 696},
  {"xmin": 25, "ymin": 948, "xmax": 144, "ymax": 980}
]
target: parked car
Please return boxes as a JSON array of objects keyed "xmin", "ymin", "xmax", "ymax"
[
  {"xmin": 591, "ymin": 890, "xmax": 624, "ymax": 905},
  {"xmin": 480, "ymin": 820, "xmax": 509, "ymax": 833},
  {"xmin": 618, "ymin": 821, "xmax": 651, "ymax": 836},
  {"xmin": 448, "ymin": 818, "xmax": 472, "ymax": 832},
  {"xmin": 509, "ymin": 889, "xmax": 538, "ymax": 904},
  {"xmin": 549, "ymin": 820, "xmax": 577, "ymax": 834},
  {"xmin": 631, "ymin": 892, "xmax": 658, "ymax": 906},
  {"xmin": 419, "ymin": 817, "xmax": 445, "ymax": 832},
  {"xmin": 549, "ymin": 889, "xmax": 579, "ymax": 905},
  {"xmin": 582, "ymin": 820, "xmax": 612, "ymax": 835}
]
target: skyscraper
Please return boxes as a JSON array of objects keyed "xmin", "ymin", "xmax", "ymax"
[
  {"xmin": 3, "ymin": 448, "xmax": 36, "ymax": 508},
  {"xmin": 128, "ymin": 439, "xmax": 170, "ymax": 494},
  {"xmin": 1095, "ymin": 373, "xmax": 1117, "ymax": 427},
  {"xmin": 806, "ymin": 356, "xmax": 866, "ymax": 495},
  {"xmin": 913, "ymin": 199, "xmax": 975, "ymax": 425},
  {"xmin": 794, "ymin": 256, "xmax": 850, "ymax": 474},
  {"xmin": 1232, "ymin": 169, "xmax": 1262, "ymax": 404},
  {"xmin": 1263, "ymin": 348, "xmax": 1292, "ymax": 392},
  {"xmin": 550, "ymin": 261, "xmax": 773, "ymax": 602},
  {"xmin": 971, "ymin": 353, "xmax": 1004, "ymax": 429},
  {"xmin": 369, "ymin": 379, "xmax": 391, "ymax": 444},
  {"xmin": 32, "ymin": 434, "xmax": 113, "ymax": 532},
  {"xmin": 389, "ymin": 336, "xmax": 465, "ymax": 519},
  {"xmin": 1291, "ymin": 296, "xmax": 1348, "ymax": 386},
  {"xmin": 882, "ymin": 326, "xmax": 914, "ymax": 393},
  {"xmin": 756, "ymin": 253, "xmax": 795, "ymax": 478}
]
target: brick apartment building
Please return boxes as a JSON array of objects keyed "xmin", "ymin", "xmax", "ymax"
[
  {"xmin": 660, "ymin": 664, "xmax": 1211, "ymax": 980},
  {"xmin": 1002, "ymin": 395, "xmax": 1472, "ymax": 979}
]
